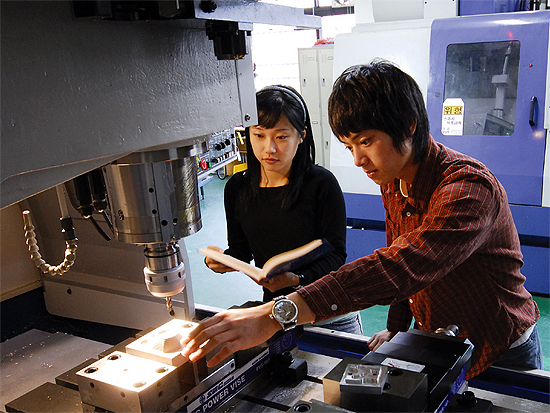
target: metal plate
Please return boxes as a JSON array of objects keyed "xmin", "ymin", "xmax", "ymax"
[
  {"xmin": 1, "ymin": 330, "xmax": 110, "ymax": 411},
  {"xmin": 4, "ymin": 382, "xmax": 91, "ymax": 413}
]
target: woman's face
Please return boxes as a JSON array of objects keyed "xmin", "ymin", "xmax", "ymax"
[{"xmin": 249, "ymin": 115, "xmax": 304, "ymax": 181}]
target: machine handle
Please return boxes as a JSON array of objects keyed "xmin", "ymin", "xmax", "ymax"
[{"xmin": 529, "ymin": 96, "xmax": 537, "ymax": 127}]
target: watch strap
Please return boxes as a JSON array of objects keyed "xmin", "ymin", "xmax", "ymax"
[{"xmin": 293, "ymin": 273, "xmax": 305, "ymax": 290}]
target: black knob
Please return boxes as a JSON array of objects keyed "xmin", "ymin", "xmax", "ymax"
[
  {"xmin": 200, "ymin": 1, "xmax": 217, "ymax": 13},
  {"xmin": 460, "ymin": 391, "xmax": 477, "ymax": 408}
]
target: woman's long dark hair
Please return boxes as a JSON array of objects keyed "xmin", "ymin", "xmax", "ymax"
[{"xmin": 238, "ymin": 85, "xmax": 315, "ymax": 211}]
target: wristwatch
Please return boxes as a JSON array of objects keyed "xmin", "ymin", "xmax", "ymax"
[{"xmin": 270, "ymin": 296, "xmax": 298, "ymax": 331}]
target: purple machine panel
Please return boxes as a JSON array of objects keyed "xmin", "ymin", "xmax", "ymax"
[
  {"xmin": 427, "ymin": 11, "xmax": 549, "ymax": 294},
  {"xmin": 427, "ymin": 11, "xmax": 549, "ymax": 207}
]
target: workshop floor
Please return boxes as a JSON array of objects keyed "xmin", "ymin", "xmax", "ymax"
[{"xmin": 186, "ymin": 174, "xmax": 550, "ymax": 371}]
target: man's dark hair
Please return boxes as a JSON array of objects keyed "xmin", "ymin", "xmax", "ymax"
[
  {"xmin": 239, "ymin": 85, "xmax": 315, "ymax": 210},
  {"xmin": 328, "ymin": 60, "xmax": 429, "ymax": 163}
]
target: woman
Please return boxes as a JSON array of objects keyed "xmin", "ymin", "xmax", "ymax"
[{"xmin": 205, "ymin": 85, "xmax": 362, "ymax": 334}]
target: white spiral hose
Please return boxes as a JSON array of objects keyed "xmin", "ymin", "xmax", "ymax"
[{"xmin": 22, "ymin": 210, "xmax": 77, "ymax": 276}]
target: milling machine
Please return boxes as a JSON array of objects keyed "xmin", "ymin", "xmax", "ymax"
[{"xmin": 1, "ymin": 0, "xmax": 320, "ymax": 327}]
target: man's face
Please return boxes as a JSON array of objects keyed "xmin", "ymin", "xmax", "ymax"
[{"xmin": 339, "ymin": 130, "xmax": 416, "ymax": 186}]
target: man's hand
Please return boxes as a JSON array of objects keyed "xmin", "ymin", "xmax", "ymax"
[
  {"xmin": 367, "ymin": 329, "xmax": 396, "ymax": 351},
  {"xmin": 204, "ymin": 246, "xmax": 235, "ymax": 273},
  {"xmin": 181, "ymin": 303, "xmax": 280, "ymax": 367},
  {"xmin": 259, "ymin": 272, "xmax": 300, "ymax": 292}
]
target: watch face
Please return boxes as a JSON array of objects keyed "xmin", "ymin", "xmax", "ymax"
[{"xmin": 273, "ymin": 299, "xmax": 297, "ymax": 323}]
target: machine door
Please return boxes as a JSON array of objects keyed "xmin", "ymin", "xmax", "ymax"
[{"xmin": 427, "ymin": 11, "xmax": 549, "ymax": 206}]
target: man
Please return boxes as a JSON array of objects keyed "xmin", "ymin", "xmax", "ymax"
[{"xmin": 183, "ymin": 60, "xmax": 542, "ymax": 379}]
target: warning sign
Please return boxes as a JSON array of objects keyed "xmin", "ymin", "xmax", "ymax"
[{"xmin": 442, "ymin": 98, "xmax": 464, "ymax": 136}]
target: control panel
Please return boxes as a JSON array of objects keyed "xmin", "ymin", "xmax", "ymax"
[{"xmin": 197, "ymin": 129, "xmax": 238, "ymax": 178}]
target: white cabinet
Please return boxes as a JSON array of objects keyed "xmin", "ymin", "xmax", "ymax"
[{"xmin": 298, "ymin": 45, "xmax": 334, "ymax": 169}]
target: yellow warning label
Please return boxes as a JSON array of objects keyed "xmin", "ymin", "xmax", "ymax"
[{"xmin": 444, "ymin": 106, "xmax": 463, "ymax": 115}]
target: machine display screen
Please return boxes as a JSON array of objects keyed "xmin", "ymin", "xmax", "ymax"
[{"xmin": 443, "ymin": 40, "xmax": 520, "ymax": 136}]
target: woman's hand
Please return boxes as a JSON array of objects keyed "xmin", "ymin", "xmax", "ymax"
[
  {"xmin": 259, "ymin": 272, "xmax": 300, "ymax": 292},
  {"xmin": 204, "ymin": 246, "xmax": 235, "ymax": 273},
  {"xmin": 367, "ymin": 329, "xmax": 396, "ymax": 351},
  {"xmin": 181, "ymin": 303, "xmax": 281, "ymax": 367}
]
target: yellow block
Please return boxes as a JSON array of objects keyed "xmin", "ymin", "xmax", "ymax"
[{"xmin": 233, "ymin": 163, "xmax": 248, "ymax": 174}]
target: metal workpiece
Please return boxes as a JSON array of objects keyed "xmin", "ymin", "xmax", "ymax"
[
  {"xmin": 124, "ymin": 319, "xmax": 211, "ymax": 397},
  {"xmin": 340, "ymin": 364, "xmax": 388, "ymax": 395},
  {"xmin": 125, "ymin": 319, "xmax": 199, "ymax": 367},
  {"xmin": 323, "ymin": 357, "xmax": 429, "ymax": 412},
  {"xmin": 76, "ymin": 351, "xmax": 180, "ymax": 413}
]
